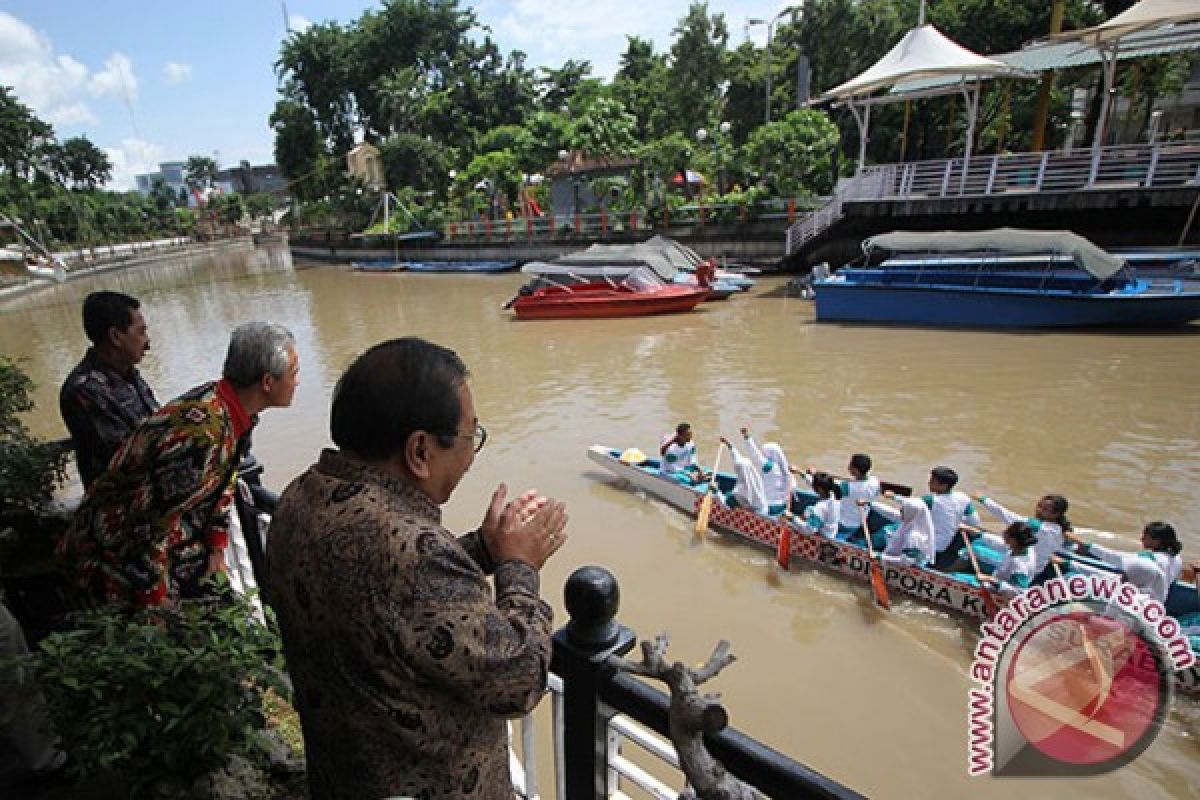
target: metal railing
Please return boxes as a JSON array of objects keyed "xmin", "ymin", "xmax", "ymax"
[
  {"xmin": 442, "ymin": 199, "xmax": 816, "ymax": 244},
  {"xmin": 786, "ymin": 142, "xmax": 1200, "ymax": 255},
  {"xmin": 508, "ymin": 566, "xmax": 863, "ymax": 800}
]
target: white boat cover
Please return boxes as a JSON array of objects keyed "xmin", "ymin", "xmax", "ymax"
[
  {"xmin": 815, "ymin": 25, "xmax": 1020, "ymax": 101},
  {"xmin": 864, "ymin": 229, "xmax": 1127, "ymax": 280},
  {"xmin": 1052, "ymin": 0, "xmax": 1200, "ymax": 46},
  {"xmin": 521, "ymin": 238, "xmax": 692, "ymax": 280}
]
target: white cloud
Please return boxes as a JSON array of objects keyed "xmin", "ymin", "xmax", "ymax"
[
  {"xmin": 288, "ymin": 14, "xmax": 311, "ymax": 33},
  {"xmin": 89, "ymin": 53, "xmax": 138, "ymax": 102},
  {"xmin": 0, "ymin": 12, "xmax": 140, "ymax": 131},
  {"xmin": 162, "ymin": 61, "xmax": 192, "ymax": 85},
  {"xmin": 104, "ymin": 137, "xmax": 165, "ymax": 191}
]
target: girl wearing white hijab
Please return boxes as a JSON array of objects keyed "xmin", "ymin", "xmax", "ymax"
[
  {"xmin": 719, "ymin": 436, "xmax": 769, "ymax": 515},
  {"xmin": 880, "ymin": 497, "xmax": 936, "ymax": 568},
  {"xmin": 740, "ymin": 428, "xmax": 796, "ymax": 516}
]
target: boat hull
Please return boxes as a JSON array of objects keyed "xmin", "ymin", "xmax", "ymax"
[
  {"xmin": 586, "ymin": 444, "xmax": 1200, "ymax": 695},
  {"xmin": 814, "ymin": 283, "xmax": 1200, "ymax": 328},
  {"xmin": 512, "ymin": 286, "xmax": 707, "ymax": 320},
  {"xmin": 403, "ymin": 260, "xmax": 518, "ymax": 273}
]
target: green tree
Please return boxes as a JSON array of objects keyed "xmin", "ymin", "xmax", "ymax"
[
  {"xmin": 612, "ymin": 36, "xmax": 672, "ymax": 142},
  {"xmin": 378, "ymin": 132, "xmax": 450, "ymax": 193},
  {"xmin": 568, "ymin": 97, "xmax": 638, "ymax": 158},
  {"xmin": 458, "ymin": 149, "xmax": 522, "ymax": 215},
  {"xmin": 520, "ymin": 111, "xmax": 570, "ymax": 173},
  {"xmin": 538, "ymin": 59, "xmax": 594, "ymax": 112},
  {"xmin": 244, "ymin": 192, "xmax": 276, "ymax": 220},
  {"xmin": 47, "ymin": 136, "xmax": 111, "ymax": 190},
  {"xmin": 743, "ymin": 109, "xmax": 840, "ymax": 196},
  {"xmin": 185, "ymin": 155, "xmax": 218, "ymax": 191},
  {"xmin": 214, "ymin": 192, "xmax": 246, "ymax": 225},
  {"xmin": 667, "ymin": 3, "xmax": 729, "ymax": 139},
  {"xmin": 276, "ymin": 21, "xmax": 357, "ymax": 153},
  {"xmin": 638, "ymin": 132, "xmax": 696, "ymax": 199},
  {"xmin": 269, "ymin": 97, "xmax": 324, "ymax": 201},
  {"xmin": 0, "ymin": 87, "xmax": 54, "ymax": 183}
]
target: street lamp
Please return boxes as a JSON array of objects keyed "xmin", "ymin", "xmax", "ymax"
[
  {"xmin": 748, "ymin": 5, "xmax": 801, "ymax": 125},
  {"xmin": 696, "ymin": 122, "xmax": 731, "ymax": 194}
]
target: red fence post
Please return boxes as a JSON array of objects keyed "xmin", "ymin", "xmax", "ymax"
[
  {"xmin": 699, "ymin": 205, "xmax": 706, "ymax": 226},
  {"xmin": 600, "ymin": 208, "xmax": 608, "ymax": 234},
  {"xmin": 630, "ymin": 210, "xmax": 638, "ymax": 230},
  {"xmin": 485, "ymin": 217, "xmax": 493, "ymax": 237},
  {"xmin": 787, "ymin": 198, "xmax": 796, "ymax": 223}
]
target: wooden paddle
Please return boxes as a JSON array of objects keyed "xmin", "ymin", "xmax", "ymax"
[
  {"xmin": 1051, "ymin": 559, "xmax": 1110, "ymax": 698},
  {"xmin": 776, "ymin": 512, "xmax": 792, "ymax": 570},
  {"xmin": 859, "ymin": 502, "xmax": 891, "ymax": 609},
  {"xmin": 694, "ymin": 443, "xmax": 724, "ymax": 537},
  {"xmin": 962, "ymin": 530, "xmax": 1000, "ymax": 617}
]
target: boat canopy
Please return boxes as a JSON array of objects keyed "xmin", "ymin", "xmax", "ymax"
[
  {"xmin": 521, "ymin": 237, "xmax": 699, "ymax": 281},
  {"xmin": 864, "ymin": 229, "xmax": 1127, "ymax": 280}
]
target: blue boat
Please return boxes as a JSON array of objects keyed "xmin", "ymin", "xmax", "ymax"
[
  {"xmin": 402, "ymin": 260, "xmax": 518, "ymax": 274},
  {"xmin": 813, "ymin": 229, "xmax": 1200, "ymax": 328},
  {"xmin": 352, "ymin": 259, "xmax": 406, "ymax": 273}
]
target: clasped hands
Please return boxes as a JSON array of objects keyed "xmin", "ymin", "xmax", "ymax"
[{"xmin": 481, "ymin": 484, "xmax": 569, "ymax": 571}]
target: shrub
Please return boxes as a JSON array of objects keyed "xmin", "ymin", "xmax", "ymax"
[
  {"xmin": 27, "ymin": 591, "xmax": 291, "ymax": 798},
  {"xmin": 0, "ymin": 357, "xmax": 67, "ymax": 517}
]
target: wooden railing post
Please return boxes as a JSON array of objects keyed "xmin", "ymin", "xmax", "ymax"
[{"xmin": 551, "ymin": 567, "xmax": 636, "ymax": 800}]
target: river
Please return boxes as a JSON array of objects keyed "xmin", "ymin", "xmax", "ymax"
[{"xmin": 1, "ymin": 242, "xmax": 1196, "ymax": 798}]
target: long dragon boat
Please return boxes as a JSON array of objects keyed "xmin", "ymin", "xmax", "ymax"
[{"xmin": 586, "ymin": 444, "xmax": 1200, "ymax": 695}]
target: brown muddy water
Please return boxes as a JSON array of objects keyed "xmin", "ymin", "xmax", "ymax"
[{"xmin": 1, "ymin": 243, "xmax": 1197, "ymax": 798}]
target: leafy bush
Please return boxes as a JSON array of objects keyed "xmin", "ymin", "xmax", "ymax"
[
  {"xmin": 27, "ymin": 592, "xmax": 291, "ymax": 798},
  {"xmin": 0, "ymin": 357, "xmax": 67, "ymax": 516}
]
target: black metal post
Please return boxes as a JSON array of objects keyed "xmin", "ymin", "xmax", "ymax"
[{"xmin": 551, "ymin": 566, "xmax": 636, "ymax": 799}]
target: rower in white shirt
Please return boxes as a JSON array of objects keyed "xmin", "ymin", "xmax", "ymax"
[
  {"xmin": 837, "ymin": 453, "xmax": 882, "ymax": 542},
  {"xmin": 971, "ymin": 492, "xmax": 1070, "ymax": 579},
  {"xmin": 718, "ymin": 436, "xmax": 770, "ymax": 515},
  {"xmin": 1066, "ymin": 521, "xmax": 1183, "ymax": 605},
  {"xmin": 876, "ymin": 496, "xmax": 936, "ymax": 568},
  {"xmin": 787, "ymin": 471, "xmax": 842, "ymax": 539},
  {"xmin": 922, "ymin": 466, "xmax": 984, "ymax": 569},
  {"xmin": 659, "ymin": 422, "xmax": 701, "ymax": 484},
  {"xmin": 739, "ymin": 427, "xmax": 796, "ymax": 516},
  {"xmin": 975, "ymin": 522, "xmax": 1040, "ymax": 598}
]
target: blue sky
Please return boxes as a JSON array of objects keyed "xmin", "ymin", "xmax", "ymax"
[{"xmin": 0, "ymin": 1, "xmax": 795, "ymax": 190}]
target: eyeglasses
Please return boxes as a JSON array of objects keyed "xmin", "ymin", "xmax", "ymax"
[{"xmin": 438, "ymin": 422, "xmax": 488, "ymax": 454}]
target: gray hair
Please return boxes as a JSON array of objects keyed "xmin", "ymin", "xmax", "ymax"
[{"xmin": 222, "ymin": 322, "xmax": 295, "ymax": 387}]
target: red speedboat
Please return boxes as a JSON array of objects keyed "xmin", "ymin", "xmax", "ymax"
[{"xmin": 509, "ymin": 268, "xmax": 709, "ymax": 320}]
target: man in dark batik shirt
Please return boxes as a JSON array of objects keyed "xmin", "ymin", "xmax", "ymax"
[{"xmin": 59, "ymin": 291, "xmax": 158, "ymax": 488}]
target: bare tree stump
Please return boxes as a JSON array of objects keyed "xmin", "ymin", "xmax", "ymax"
[{"xmin": 611, "ymin": 633, "xmax": 764, "ymax": 800}]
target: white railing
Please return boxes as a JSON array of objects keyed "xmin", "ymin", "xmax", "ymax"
[
  {"xmin": 510, "ymin": 673, "xmax": 691, "ymax": 800},
  {"xmin": 786, "ymin": 142, "xmax": 1200, "ymax": 255}
]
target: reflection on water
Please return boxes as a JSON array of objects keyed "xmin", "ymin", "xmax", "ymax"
[{"xmin": 1, "ymin": 243, "xmax": 1198, "ymax": 798}]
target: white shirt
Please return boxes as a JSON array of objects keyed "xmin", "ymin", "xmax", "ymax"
[
  {"xmin": 793, "ymin": 496, "xmax": 841, "ymax": 538},
  {"xmin": 838, "ymin": 477, "xmax": 881, "ymax": 529},
  {"xmin": 725, "ymin": 442, "xmax": 769, "ymax": 514},
  {"xmin": 1087, "ymin": 544, "xmax": 1175, "ymax": 604},
  {"xmin": 978, "ymin": 496, "xmax": 1062, "ymax": 576},
  {"xmin": 743, "ymin": 435, "xmax": 794, "ymax": 509},
  {"xmin": 923, "ymin": 491, "xmax": 982, "ymax": 553},
  {"xmin": 884, "ymin": 497, "xmax": 936, "ymax": 564},
  {"xmin": 659, "ymin": 438, "xmax": 696, "ymax": 476}
]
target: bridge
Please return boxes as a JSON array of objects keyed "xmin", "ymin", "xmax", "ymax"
[{"xmin": 785, "ymin": 142, "xmax": 1200, "ymax": 270}]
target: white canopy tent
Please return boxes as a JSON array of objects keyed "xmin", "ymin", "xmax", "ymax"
[
  {"xmin": 813, "ymin": 25, "xmax": 1029, "ymax": 175},
  {"xmin": 1050, "ymin": 0, "xmax": 1200, "ymax": 151}
]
